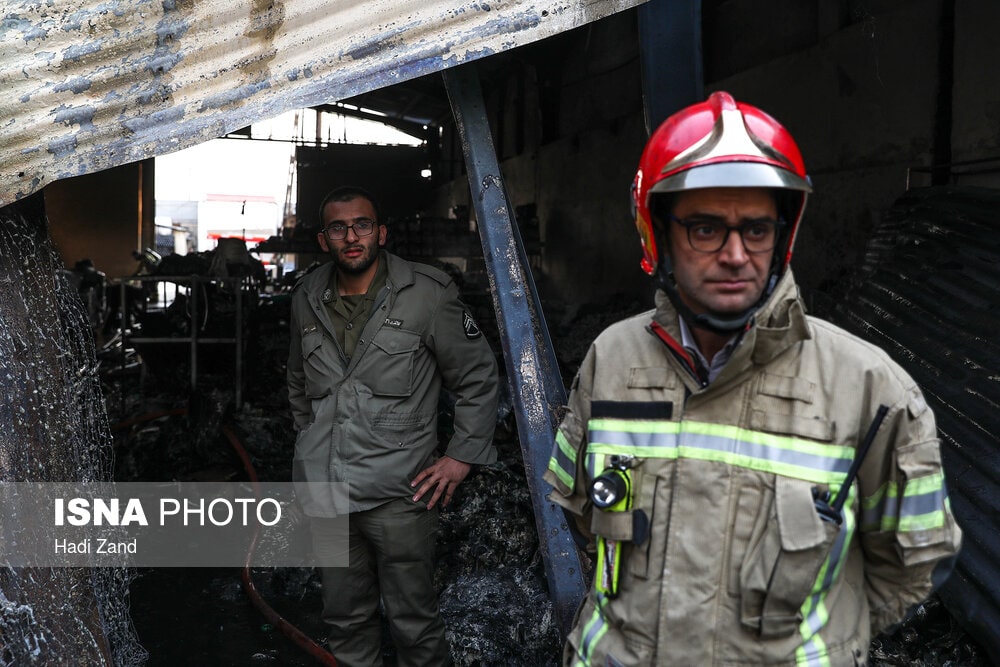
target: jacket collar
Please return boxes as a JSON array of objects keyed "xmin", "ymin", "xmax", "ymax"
[
  {"xmin": 303, "ymin": 250, "xmax": 414, "ymax": 299},
  {"xmin": 651, "ymin": 269, "xmax": 811, "ymax": 384},
  {"xmin": 382, "ymin": 251, "xmax": 416, "ymax": 290},
  {"xmin": 747, "ymin": 269, "xmax": 812, "ymax": 366},
  {"xmin": 301, "ymin": 251, "xmax": 412, "ymax": 342}
]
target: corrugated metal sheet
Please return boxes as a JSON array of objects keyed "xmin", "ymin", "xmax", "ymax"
[
  {"xmin": 828, "ymin": 185, "xmax": 1000, "ymax": 663},
  {"xmin": 0, "ymin": 0, "xmax": 645, "ymax": 206}
]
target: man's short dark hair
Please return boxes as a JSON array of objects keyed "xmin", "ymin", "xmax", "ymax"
[{"xmin": 317, "ymin": 186, "xmax": 381, "ymax": 226}]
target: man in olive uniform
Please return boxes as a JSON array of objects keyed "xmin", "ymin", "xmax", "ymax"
[{"xmin": 287, "ymin": 186, "xmax": 498, "ymax": 666}]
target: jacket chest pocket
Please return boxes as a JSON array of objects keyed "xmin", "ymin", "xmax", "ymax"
[
  {"xmin": 734, "ymin": 476, "xmax": 842, "ymax": 639},
  {"xmin": 301, "ymin": 329, "xmax": 333, "ymax": 395},
  {"xmin": 368, "ymin": 329, "xmax": 421, "ymax": 397},
  {"xmin": 749, "ymin": 372, "xmax": 835, "ymax": 442}
]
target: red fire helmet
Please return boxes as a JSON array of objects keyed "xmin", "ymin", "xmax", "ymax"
[{"xmin": 631, "ymin": 91, "xmax": 812, "ymax": 277}]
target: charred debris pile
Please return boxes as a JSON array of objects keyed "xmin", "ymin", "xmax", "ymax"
[{"xmin": 103, "ymin": 251, "xmax": 561, "ymax": 665}]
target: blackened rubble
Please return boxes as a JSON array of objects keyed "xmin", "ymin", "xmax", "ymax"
[{"xmin": 111, "ymin": 285, "xmax": 565, "ymax": 665}]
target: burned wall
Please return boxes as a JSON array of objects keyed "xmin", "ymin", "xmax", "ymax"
[
  {"xmin": 44, "ymin": 160, "xmax": 156, "ymax": 279},
  {"xmin": 703, "ymin": 0, "xmax": 978, "ymax": 303},
  {"xmin": 431, "ymin": 10, "xmax": 652, "ymax": 309},
  {"xmin": 295, "ymin": 144, "xmax": 432, "ymax": 229},
  {"xmin": 432, "ymin": 0, "xmax": 999, "ymax": 315},
  {"xmin": 951, "ymin": 0, "xmax": 1000, "ymax": 170}
]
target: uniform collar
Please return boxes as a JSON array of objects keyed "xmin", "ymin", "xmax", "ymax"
[
  {"xmin": 324, "ymin": 250, "xmax": 389, "ymax": 305},
  {"xmin": 747, "ymin": 269, "xmax": 812, "ymax": 366},
  {"xmin": 652, "ymin": 269, "xmax": 811, "ymax": 382},
  {"xmin": 678, "ymin": 316, "xmax": 740, "ymax": 383},
  {"xmin": 305, "ymin": 250, "xmax": 414, "ymax": 298}
]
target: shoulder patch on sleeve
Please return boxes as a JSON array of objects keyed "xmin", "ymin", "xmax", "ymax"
[{"xmin": 463, "ymin": 310, "xmax": 482, "ymax": 339}]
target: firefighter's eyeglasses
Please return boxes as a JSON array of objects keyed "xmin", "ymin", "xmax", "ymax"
[
  {"xmin": 322, "ymin": 218, "xmax": 377, "ymax": 240},
  {"xmin": 670, "ymin": 215, "xmax": 785, "ymax": 254}
]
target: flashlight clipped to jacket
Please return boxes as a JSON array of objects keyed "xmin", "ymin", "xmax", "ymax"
[{"xmin": 589, "ymin": 455, "xmax": 636, "ymax": 598}]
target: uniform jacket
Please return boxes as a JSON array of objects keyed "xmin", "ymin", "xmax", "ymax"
[
  {"xmin": 288, "ymin": 252, "xmax": 498, "ymax": 514},
  {"xmin": 544, "ymin": 270, "xmax": 960, "ymax": 667}
]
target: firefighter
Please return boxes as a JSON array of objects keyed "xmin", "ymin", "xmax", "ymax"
[{"xmin": 544, "ymin": 92, "xmax": 961, "ymax": 666}]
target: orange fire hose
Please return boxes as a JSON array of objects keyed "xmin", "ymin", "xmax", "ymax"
[{"xmin": 112, "ymin": 412, "xmax": 338, "ymax": 666}]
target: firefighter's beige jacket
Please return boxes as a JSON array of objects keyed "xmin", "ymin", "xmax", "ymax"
[{"xmin": 545, "ymin": 270, "xmax": 961, "ymax": 667}]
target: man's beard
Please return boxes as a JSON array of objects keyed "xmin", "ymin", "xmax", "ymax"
[{"xmin": 332, "ymin": 244, "xmax": 379, "ymax": 275}]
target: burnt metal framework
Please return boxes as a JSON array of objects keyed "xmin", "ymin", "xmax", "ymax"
[
  {"xmin": 443, "ymin": 63, "xmax": 586, "ymax": 634},
  {"xmin": 439, "ymin": 0, "xmax": 706, "ymax": 633},
  {"xmin": 118, "ymin": 275, "xmax": 244, "ymax": 408}
]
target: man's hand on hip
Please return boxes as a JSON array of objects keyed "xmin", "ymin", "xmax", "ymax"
[{"xmin": 410, "ymin": 456, "xmax": 472, "ymax": 510}]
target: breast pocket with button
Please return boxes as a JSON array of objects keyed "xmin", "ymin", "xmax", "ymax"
[{"xmin": 369, "ymin": 329, "xmax": 421, "ymax": 397}]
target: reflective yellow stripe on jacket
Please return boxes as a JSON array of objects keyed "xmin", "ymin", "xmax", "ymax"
[
  {"xmin": 568, "ymin": 417, "xmax": 859, "ymax": 667},
  {"xmin": 860, "ymin": 472, "xmax": 950, "ymax": 533},
  {"xmin": 573, "ymin": 592, "xmax": 611, "ymax": 667},
  {"xmin": 795, "ymin": 486, "xmax": 855, "ymax": 667},
  {"xmin": 549, "ymin": 429, "xmax": 578, "ymax": 491},
  {"xmin": 585, "ymin": 417, "xmax": 855, "ymax": 485}
]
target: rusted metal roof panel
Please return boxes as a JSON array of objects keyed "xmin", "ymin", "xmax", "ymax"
[{"xmin": 0, "ymin": 0, "xmax": 645, "ymax": 206}]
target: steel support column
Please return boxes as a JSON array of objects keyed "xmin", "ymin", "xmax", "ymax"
[
  {"xmin": 443, "ymin": 63, "xmax": 586, "ymax": 634},
  {"xmin": 638, "ymin": 0, "xmax": 703, "ymax": 133}
]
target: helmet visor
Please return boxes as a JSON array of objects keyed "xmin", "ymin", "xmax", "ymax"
[{"xmin": 650, "ymin": 162, "xmax": 812, "ymax": 196}]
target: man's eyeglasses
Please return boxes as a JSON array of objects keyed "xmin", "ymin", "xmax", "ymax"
[
  {"xmin": 669, "ymin": 215, "xmax": 785, "ymax": 254},
  {"xmin": 322, "ymin": 218, "xmax": 377, "ymax": 240}
]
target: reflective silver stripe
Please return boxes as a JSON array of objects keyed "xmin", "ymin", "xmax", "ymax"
[
  {"xmin": 901, "ymin": 488, "xmax": 947, "ymax": 518},
  {"xmin": 861, "ymin": 487, "xmax": 897, "ymax": 532},
  {"xmin": 589, "ymin": 427, "xmax": 679, "ymax": 450},
  {"xmin": 796, "ymin": 490, "xmax": 855, "ymax": 667},
  {"xmin": 587, "ymin": 420, "xmax": 853, "ymax": 485},
  {"xmin": 861, "ymin": 482, "xmax": 947, "ymax": 532},
  {"xmin": 681, "ymin": 431, "xmax": 851, "ymax": 480},
  {"xmin": 576, "ymin": 593, "xmax": 609, "ymax": 666},
  {"xmin": 549, "ymin": 429, "xmax": 577, "ymax": 488}
]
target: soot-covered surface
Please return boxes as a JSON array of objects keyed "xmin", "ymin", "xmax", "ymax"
[
  {"xmin": 0, "ymin": 195, "xmax": 144, "ymax": 666},
  {"xmin": 117, "ymin": 400, "xmax": 560, "ymax": 666},
  {"xmin": 823, "ymin": 186, "xmax": 1000, "ymax": 664}
]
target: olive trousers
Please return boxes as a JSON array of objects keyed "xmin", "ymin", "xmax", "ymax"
[{"xmin": 310, "ymin": 498, "xmax": 452, "ymax": 667}]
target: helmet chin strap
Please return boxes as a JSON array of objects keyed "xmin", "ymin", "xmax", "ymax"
[{"xmin": 653, "ymin": 258, "xmax": 778, "ymax": 336}]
